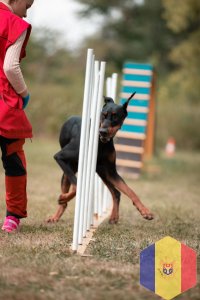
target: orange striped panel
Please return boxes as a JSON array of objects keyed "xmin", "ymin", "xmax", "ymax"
[
  {"xmin": 127, "ymin": 106, "xmax": 149, "ymax": 113},
  {"xmin": 123, "ymin": 68, "xmax": 153, "ymax": 75},
  {"xmin": 116, "ymin": 131, "xmax": 146, "ymax": 140},
  {"xmin": 123, "ymin": 119, "xmax": 147, "ymax": 126},
  {"xmin": 120, "ymin": 92, "xmax": 150, "ymax": 100},
  {"xmin": 116, "ymin": 159, "xmax": 143, "ymax": 168},
  {"xmin": 115, "ymin": 144, "xmax": 144, "ymax": 154},
  {"xmin": 122, "ymin": 80, "xmax": 151, "ymax": 88}
]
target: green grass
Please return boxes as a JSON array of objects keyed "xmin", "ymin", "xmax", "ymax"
[{"xmin": 0, "ymin": 138, "xmax": 199, "ymax": 299}]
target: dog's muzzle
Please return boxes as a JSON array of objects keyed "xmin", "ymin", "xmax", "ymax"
[{"xmin": 99, "ymin": 128, "xmax": 110, "ymax": 143}]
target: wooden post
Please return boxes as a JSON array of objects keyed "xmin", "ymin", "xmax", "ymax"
[{"xmin": 144, "ymin": 71, "xmax": 156, "ymax": 159}]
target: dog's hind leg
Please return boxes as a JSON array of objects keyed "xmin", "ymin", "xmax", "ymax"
[
  {"xmin": 54, "ymin": 154, "xmax": 77, "ymax": 186},
  {"xmin": 46, "ymin": 174, "xmax": 76, "ymax": 223},
  {"xmin": 61, "ymin": 173, "xmax": 70, "ymax": 193},
  {"xmin": 47, "ymin": 145, "xmax": 78, "ymax": 223},
  {"xmin": 46, "ymin": 174, "xmax": 71, "ymax": 223},
  {"xmin": 58, "ymin": 184, "xmax": 76, "ymax": 205},
  {"xmin": 58, "ymin": 173, "xmax": 75, "ymax": 203},
  {"xmin": 54, "ymin": 144, "xmax": 79, "ymax": 202}
]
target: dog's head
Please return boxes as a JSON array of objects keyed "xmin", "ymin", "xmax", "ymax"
[{"xmin": 99, "ymin": 92, "xmax": 136, "ymax": 143}]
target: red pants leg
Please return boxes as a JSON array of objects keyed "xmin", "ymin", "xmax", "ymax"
[
  {"xmin": 5, "ymin": 174, "xmax": 27, "ymax": 218},
  {"xmin": 0, "ymin": 137, "xmax": 28, "ymax": 218}
]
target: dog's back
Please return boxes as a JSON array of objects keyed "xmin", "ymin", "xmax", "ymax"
[{"xmin": 59, "ymin": 116, "xmax": 81, "ymax": 149}]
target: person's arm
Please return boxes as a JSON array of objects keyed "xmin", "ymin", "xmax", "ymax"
[{"xmin": 3, "ymin": 30, "xmax": 29, "ymax": 98}]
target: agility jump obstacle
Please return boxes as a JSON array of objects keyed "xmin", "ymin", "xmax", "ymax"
[
  {"xmin": 72, "ymin": 49, "xmax": 117, "ymax": 253},
  {"xmin": 116, "ymin": 62, "xmax": 156, "ymax": 178}
]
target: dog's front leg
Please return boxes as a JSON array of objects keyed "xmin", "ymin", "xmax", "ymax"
[
  {"xmin": 109, "ymin": 175, "xmax": 154, "ymax": 220},
  {"xmin": 97, "ymin": 168, "xmax": 121, "ymax": 224},
  {"xmin": 47, "ymin": 171, "xmax": 76, "ymax": 223},
  {"xmin": 46, "ymin": 184, "xmax": 76, "ymax": 223},
  {"xmin": 108, "ymin": 187, "xmax": 120, "ymax": 224}
]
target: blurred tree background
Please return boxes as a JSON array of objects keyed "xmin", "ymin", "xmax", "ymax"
[{"xmin": 23, "ymin": 0, "xmax": 200, "ymax": 150}]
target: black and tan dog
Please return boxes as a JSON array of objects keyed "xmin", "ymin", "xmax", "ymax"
[{"xmin": 47, "ymin": 93, "xmax": 153, "ymax": 223}]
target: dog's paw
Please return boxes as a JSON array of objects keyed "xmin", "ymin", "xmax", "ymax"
[
  {"xmin": 143, "ymin": 213, "xmax": 154, "ymax": 220},
  {"xmin": 46, "ymin": 216, "xmax": 59, "ymax": 223},
  {"xmin": 140, "ymin": 208, "xmax": 154, "ymax": 220},
  {"xmin": 108, "ymin": 218, "xmax": 119, "ymax": 225},
  {"xmin": 136, "ymin": 204, "xmax": 154, "ymax": 220}
]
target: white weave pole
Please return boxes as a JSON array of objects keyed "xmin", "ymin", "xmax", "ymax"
[
  {"xmin": 94, "ymin": 76, "xmax": 110, "ymax": 218},
  {"xmin": 106, "ymin": 73, "xmax": 118, "ymax": 100},
  {"xmin": 102, "ymin": 73, "xmax": 118, "ymax": 213},
  {"xmin": 82, "ymin": 60, "xmax": 100, "ymax": 238},
  {"xmin": 94, "ymin": 173, "xmax": 98, "ymax": 215},
  {"xmin": 87, "ymin": 61, "xmax": 106, "ymax": 230},
  {"xmin": 90, "ymin": 62, "xmax": 101, "ymax": 222},
  {"xmin": 106, "ymin": 77, "xmax": 112, "ymax": 97},
  {"xmin": 111, "ymin": 73, "xmax": 118, "ymax": 101},
  {"xmin": 97, "ymin": 177, "xmax": 104, "ymax": 217},
  {"xmin": 77, "ymin": 56, "xmax": 95, "ymax": 244},
  {"xmin": 72, "ymin": 49, "xmax": 94, "ymax": 251}
]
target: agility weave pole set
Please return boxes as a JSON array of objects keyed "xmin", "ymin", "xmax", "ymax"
[{"xmin": 72, "ymin": 49, "xmax": 118, "ymax": 254}]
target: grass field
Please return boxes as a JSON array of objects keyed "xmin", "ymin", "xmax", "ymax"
[{"xmin": 0, "ymin": 138, "xmax": 199, "ymax": 300}]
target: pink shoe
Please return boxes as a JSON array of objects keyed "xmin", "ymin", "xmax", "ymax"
[{"xmin": 2, "ymin": 216, "xmax": 20, "ymax": 233}]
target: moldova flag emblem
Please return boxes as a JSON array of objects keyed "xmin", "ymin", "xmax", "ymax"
[{"xmin": 140, "ymin": 236, "xmax": 197, "ymax": 299}]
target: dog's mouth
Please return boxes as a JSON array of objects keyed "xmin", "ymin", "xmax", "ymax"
[
  {"xmin": 99, "ymin": 125, "xmax": 120, "ymax": 143},
  {"xmin": 99, "ymin": 127, "xmax": 111, "ymax": 143},
  {"xmin": 99, "ymin": 135, "xmax": 111, "ymax": 143}
]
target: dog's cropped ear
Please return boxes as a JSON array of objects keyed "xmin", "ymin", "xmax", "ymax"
[
  {"xmin": 103, "ymin": 96, "xmax": 114, "ymax": 104},
  {"xmin": 123, "ymin": 92, "xmax": 136, "ymax": 112}
]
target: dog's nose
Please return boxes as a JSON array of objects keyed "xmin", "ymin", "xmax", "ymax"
[{"xmin": 99, "ymin": 128, "xmax": 108, "ymax": 136}]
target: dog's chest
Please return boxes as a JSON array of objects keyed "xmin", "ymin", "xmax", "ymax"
[{"xmin": 97, "ymin": 139, "xmax": 115, "ymax": 164}]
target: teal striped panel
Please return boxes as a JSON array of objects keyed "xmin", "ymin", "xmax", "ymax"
[
  {"xmin": 122, "ymin": 86, "xmax": 150, "ymax": 94},
  {"xmin": 121, "ymin": 99, "xmax": 149, "ymax": 107},
  {"xmin": 123, "ymin": 74, "xmax": 152, "ymax": 81},
  {"xmin": 121, "ymin": 124, "xmax": 146, "ymax": 133},
  {"xmin": 126, "ymin": 112, "xmax": 148, "ymax": 120},
  {"xmin": 124, "ymin": 62, "xmax": 153, "ymax": 70}
]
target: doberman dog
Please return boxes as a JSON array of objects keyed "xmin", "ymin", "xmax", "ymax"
[{"xmin": 47, "ymin": 93, "xmax": 154, "ymax": 223}]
